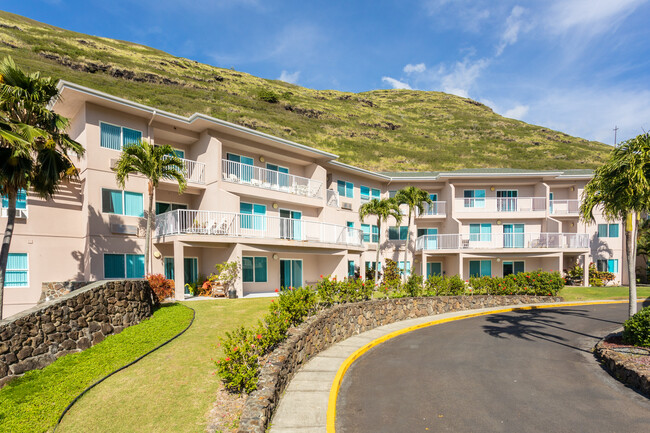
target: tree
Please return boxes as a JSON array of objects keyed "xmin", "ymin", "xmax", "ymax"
[
  {"xmin": 395, "ymin": 186, "xmax": 432, "ymax": 279},
  {"xmin": 359, "ymin": 198, "xmax": 402, "ymax": 284},
  {"xmin": 0, "ymin": 56, "xmax": 84, "ymax": 319},
  {"xmin": 580, "ymin": 132, "xmax": 650, "ymax": 317},
  {"xmin": 113, "ymin": 140, "xmax": 186, "ymax": 275}
]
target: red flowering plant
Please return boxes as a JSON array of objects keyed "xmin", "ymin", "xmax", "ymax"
[{"xmin": 146, "ymin": 273, "xmax": 175, "ymax": 303}]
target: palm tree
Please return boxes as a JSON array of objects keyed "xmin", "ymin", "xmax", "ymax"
[
  {"xmin": 395, "ymin": 186, "xmax": 433, "ymax": 279},
  {"xmin": 113, "ymin": 140, "xmax": 187, "ymax": 274},
  {"xmin": 580, "ymin": 132, "xmax": 650, "ymax": 317},
  {"xmin": 0, "ymin": 56, "xmax": 84, "ymax": 319},
  {"xmin": 359, "ymin": 198, "xmax": 402, "ymax": 284}
]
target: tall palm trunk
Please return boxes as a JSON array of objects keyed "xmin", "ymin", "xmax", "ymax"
[
  {"xmin": 375, "ymin": 220, "xmax": 381, "ymax": 286},
  {"xmin": 145, "ymin": 181, "xmax": 153, "ymax": 275},
  {"xmin": 626, "ymin": 212, "xmax": 638, "ymax": 317},
  {"xmin": 0, "ymin": 190, "xmax": 17, "ymax": 320},
  {"xmin": 402, "ymin": 209, "xmax": 412, "ymax": 281}
]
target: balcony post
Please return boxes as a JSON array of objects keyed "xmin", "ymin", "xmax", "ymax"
[
  {"xmin": 173, "ymin": 241, "xmax": 185, "ymax": 300},
  {"xmin": 582, "ymin": 253, "xmax": 590, "ymax": 287}
]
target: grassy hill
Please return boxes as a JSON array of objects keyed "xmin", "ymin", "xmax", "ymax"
[{"xmin": 0, "ymin": 11, "xmax": 611, "ymax": 172}]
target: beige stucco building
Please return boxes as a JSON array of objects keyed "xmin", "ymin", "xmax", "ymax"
[{"xmin": 0, "ymin": 81, "xmax": 626, "ymax": 316}]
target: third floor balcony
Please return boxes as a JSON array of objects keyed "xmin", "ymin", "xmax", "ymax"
[
  {"xmin": 222, "ymin": 159, "xmax": 323, "ymax": 199},
  {"xmin": 454, "ymin": 197, "xmax": 546, "ymax": 215},
  {"xmin": 549, "ymin": 199, "xmax": 580, "ymax": 216},
  {"xmin": 416, "ymin": 232, "xmax": 589, "ymax": 251}
]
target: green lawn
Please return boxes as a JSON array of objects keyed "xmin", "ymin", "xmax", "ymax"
[
  {"xmin": 0, "ymin": 303, "xmax": 193, "ymax": 433},
  {"xmin": 56, "ymin": 298, "xmax": 270, "ymax": 433},
  {"xmin": 559, "ymin": 286, "xmax": 650, "ymax": 302}
]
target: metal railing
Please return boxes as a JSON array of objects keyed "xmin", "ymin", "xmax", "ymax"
[
  {"xmin": 455, "ymin": 197, "xmax": 546, "ymax": 212},
  {"xmin": 221, "ymin": 160, "xmax": 323, "ymax": 199},
  {"xmin": 155, "ymin": 209, "xmax": 363, "ymax": 246},
  {"xmin": 163, "ymin": 155, "xmax": 205, "ymax": 184},
  {"xmin": 327, "ymin": 189, "xmax": 340, "ymax": 207},
  {"xmin": 416, "ymin": 201, "xmax": 446, "ymax": 216},
  {"xmin": 550, "ymin": 199, "xmax": 580, "ymax": 215},
  {"xmin": 415, "ymin": 232, "xmax": 589, "ymax": 251}
]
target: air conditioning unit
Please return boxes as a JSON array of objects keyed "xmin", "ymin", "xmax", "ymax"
[
  {"xmin": 110, "ymin": 158, "xmax": 119, "ymax": 169},
  {"xmin": 341, "ymin": 202, "xmax": 352, "ymax": 210}
]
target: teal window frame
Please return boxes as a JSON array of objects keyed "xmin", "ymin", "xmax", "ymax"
[
  {"xmin": 598, "ymin": 224, "xmax": 619, "ymax": 238},
  {"xmin": 389, "ymin": 226, "xmax": 408, "ymax": 241},
  {"xmin": 361, "ymin": 223, "xmax": 371, "ymax": 242},
  {"xmin": 388, "ymin": 190, "xmax": 397, "ymax": 198},
  {"xmin": 337, "ymin": 180, "xmax": 354, "ymax": 198},
  {"xmin": 1, "ymin": 188, "xmax": 27, "ymax": 210},
  {"xmin": 464, "ymin": 189, "xmax": 486, "ymax": 208},
  {"xmin": 243, "ymin": 256, "xmax": 267, "ymax": 283},
  {"xmin": 426, "ymin": 262, "xmax": 442, "ymax": 278},
  {"xmin": 155, "ymin": 202, "xmax": 188, "ymax": 214},
  {"xmin": 102, "ymin": 189, "xmax": 144, "ymax": 217},
  {"xmin": 398, "ymin": 261, "xmax": 411, "ymax": 275},
  {"xmin": 104, "ymin": 253, "xmax": 145, "ymax": 279},
  {"xmin": 372, "ymin": 225, "xmax": 379, "ymax": 243},
  {"xmin": 360, "ymin": 185, "xmax": 370, "ymax": 201},
  {"xmin": 469, "ymin": 223, "xmax": 492, "ymax": 242},
  {"xmin": 100, "ymin": 122, "xmax": 142, "ymax": 150},
  {"xmin": 348, "ymin": 260, "xmax": 355, "ymax": 278},
  {"xmin": 469, "ymin": 260, "xmax": 491, "ymax": 277},
  {"xmin": 371, "ymin": 188, "xmax": 381, "ymax": 200},
  {"xmin": 6, "ymin": 253, "xmax": 28, "ymax": 287}
]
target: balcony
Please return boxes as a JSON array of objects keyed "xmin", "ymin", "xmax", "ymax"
[
  {"xmin": 222, "ymin": 160, "xmax": 323, "ymax": 199},
  {"xmin": 550, "ymin": 200, "xmax": 580, "ymax": 216},
  {"xmin": 415, "ymin": 232, "xmax": 589, "ymax": 251},
  {"xmin": 416, "ymin": 201, "xmax": 446, "ymax": 217},
  {"xmin": 0, "ymin": 207, "xmax": 28, "ymax": 218},
  {"xmin": 327, "ymin": 189, "xmax": 340, "ymax": 207},
  {"xmin": 163, "ymin": 155, "xmax": 205, "ymax": 185},
  {"xmin": 455, "ymin": 197, "xmax": 546, "ymax": 214},
  {"xmin": 155, "ymin": 209, "xmax": 363, "ymax": 247}
]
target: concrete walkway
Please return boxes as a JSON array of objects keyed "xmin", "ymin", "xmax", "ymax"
[{"xmin": 268, "ymin": 301, "xmax": 611, "ymax": 432}]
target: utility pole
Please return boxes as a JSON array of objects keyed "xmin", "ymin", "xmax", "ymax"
[{"xmin": 614, "ymin": 125, "xmax": 619, "ymax": 146}]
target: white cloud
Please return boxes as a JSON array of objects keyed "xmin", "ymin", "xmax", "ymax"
[
  {"xmin": 503, "ymin": 104, "xmax": 529, "ymax": 120},
  {"xmin": 404, "ymin": 63, "xmax": 426, "ymax": 74},
  {"xmin": 422, "ymin": 0, "xmax": 491, "ymax": 32},
  {"xmin": 439, "ymin": 57, "xmax": 490, "ymax": 97},
  {"xmin": 278, "ymin": 70, "xmax": 300, "ymax": 84},
  {"xmin": 496, "ymin": 5, "xmax": 527, "ymax": 56},
  {"xmin": 381, "ymin": 77, "xmax": 412, "ymax": 90},
  {"xmin": 546, "ymin": 0, "xmax": 647, "ymax": 35}
]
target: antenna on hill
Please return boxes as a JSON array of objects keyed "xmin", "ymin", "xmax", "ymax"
[{"xmin": 614, "ymin": 125, "xmax": 619, "ymax": 146}]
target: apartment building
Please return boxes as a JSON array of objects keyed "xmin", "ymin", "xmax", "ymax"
[{"xmin": 0, "ymin": 81, "xmax": 626, "ymax": 316}]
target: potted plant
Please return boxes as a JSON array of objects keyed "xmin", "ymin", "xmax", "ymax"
[{"xmin": 212, "ymin": 260, "xmax": 240, "ymax": 298}]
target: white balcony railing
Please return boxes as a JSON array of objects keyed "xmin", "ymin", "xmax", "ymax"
[
  {"xmin": 1, "ymin": 207, "xmax": 28, "ymax": 218},
  {"xmin": 327, "ymin": 189, "xmax": 340, "ymax": 207},
  {"xmin": 155, "ymin": 209, "xmax": 362, "ymax": 247},
  {"xmin": 415, "ymin": 232, "xmax": 589, "ymax": 251},
  {"xmin": 550, "ymin": 200, "xmax": 580, "ymax": 215},
  {"xmin": 163, "ymin": 155, "xmax": 206, "ymax": 185},
  {"xmin": 455, "ymin": 197, "xmax": 546, "ymax": 213},
  {"xmin": 416, "ymin": 201, "xmax": 446, "ymax": 216},
  {"xmin": 221, "ymin": 160, "xmax": 323, "ymax": 199}
]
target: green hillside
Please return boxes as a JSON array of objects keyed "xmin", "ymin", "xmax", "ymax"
[{"xmin": 0, "ymin": 11, "xmax": 611, "ymax": 172}]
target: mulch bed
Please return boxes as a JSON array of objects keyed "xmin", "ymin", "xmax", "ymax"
[{"xmin": 595, "ymin": 333, "xmax": 650, "ymax": 397}]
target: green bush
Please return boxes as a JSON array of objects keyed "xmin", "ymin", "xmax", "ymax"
[
  {"xmin": 424, "ymin": 274, "xmax": 466, "ymax": 296},
  {"xmin": 316, "ymin": 275, "xmax": 372, "ymax": 305},
  {"xmin": 381, "ymin": 259, "xmax": 402, "ymax": 293},
  {"xmin": 403, "ymin": 274, "xmax": 424, "ymax": 297},
  {"xmin": 623, "ymin": 306, "xmax": 650, "ymax": 348},
  {"xmin": 257, "ymin": 88, "xmax": 279, "ymax": 103}
]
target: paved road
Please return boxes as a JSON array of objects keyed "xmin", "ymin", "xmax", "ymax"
[{"xmin": 337, "ymin": 302, "xmax": 650, "ymax": 433}]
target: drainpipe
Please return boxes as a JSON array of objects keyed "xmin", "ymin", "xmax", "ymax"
[{"xmin": 148, "ymin": 110, "xmax": 157, "ymax": 144}]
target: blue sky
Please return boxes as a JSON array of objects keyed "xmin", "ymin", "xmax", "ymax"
[{"xmin": 6, "ymin": 0, "xmax": 650, "ymax": 144}]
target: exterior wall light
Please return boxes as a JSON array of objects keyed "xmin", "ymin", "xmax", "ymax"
[
  {"xmin": 272, "ymin": 253, "xmax": 279, "ymax": 260},
  {"xmin": 272, "ymin": 203, "xmax": 279, "ymax": 209},
  {"xmin": 259, "ymin": 156, "xmax": 265, "ymax": 163}
]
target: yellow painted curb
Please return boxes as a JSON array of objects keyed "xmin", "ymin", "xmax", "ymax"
[{"xmin": 325, "ymin": 300, "xmax": 635, "ymax": 433}]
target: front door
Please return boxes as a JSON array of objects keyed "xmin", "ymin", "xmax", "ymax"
[
  {"xmin": 426, "ymin": 262, "xmax": 442, "ymax": 277},
  {"xmin": 280, "ymin": 209, "xmax": 302, "ymax": 240},
  {"xmin": 280, "ymin": 259, "xmax": 303, "ymax": 289},
  {"xmin": 503, "ymin": 224, "xmax": 525, "ymax": 248}
]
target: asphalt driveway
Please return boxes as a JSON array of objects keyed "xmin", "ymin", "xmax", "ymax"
[{"xmin": 337, "ymin": 302, "xmax": 650, "ymax": 433}]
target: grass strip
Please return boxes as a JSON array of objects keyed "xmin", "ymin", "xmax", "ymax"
[
  {"xmin": 559, "ymin": 286, "xmax": 650, "ymax": 302},
  {"xmin": 0, "ymin": 303, "xmax": 193, "ymax": 433}
]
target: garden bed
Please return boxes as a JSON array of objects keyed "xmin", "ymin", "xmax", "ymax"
[{"xmin": 595, "ymin": 332, "xmax": 650, "ymax": 397}]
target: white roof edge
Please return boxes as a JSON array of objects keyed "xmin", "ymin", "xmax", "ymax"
[
  {"xmin": 439, "ymin": 171, "xmax": 564, "ymax": 177},
  {"xmin": 56, "ymin": 80, "xmax": 339, "ymax": 159},
  {"xmin": 388, "ymin": 176, "xmax": 441, "ymax": 181},
  {"xmin": 327, "ymin": 161, "xmax": 392, "ymax": 180},
  {"xmin": 556, "ymin": 174, "xmax": 593, "ymax": 179}
]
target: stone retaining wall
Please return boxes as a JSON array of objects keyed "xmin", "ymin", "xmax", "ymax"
[
  {"xmin": 0, "ymin": 280, "xmax": 155, "ymax": 386},
  {"xmin": 39, "ymin": 281, "xmax": 88, "ymax": 303},
  {"xmin": 594, "ymin": 334, "xmax": 650, "ymax": 397},
  {"xmin": 238, "ymin": 295, "xmax": 562, "ymax": 432}
]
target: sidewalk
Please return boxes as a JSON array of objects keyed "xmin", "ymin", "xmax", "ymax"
[{"xmin": 268, "ymin": 300, "xmax": 626, "ymax": 433}]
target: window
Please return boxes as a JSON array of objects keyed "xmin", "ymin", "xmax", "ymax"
[
  {"xmin": 398, "ymin": 261, "xmax": 411, "ymax": 275},
  {"xmin": 388, "ymin": 190, "xmax": 397, "ymax": 198},
  {"xmin": 598, "ymin": 224, "xmax": 619, "ymax": 238},
  {"xmin": 372, "ymin": 225, "xmax": 379, "ymax": 243},
  {"xmin": 469, "ymin": 223, "xmax": 492, "ymax": 242},
  {"xmin": 503, "ymin": 261, "xmax": 525, "ymax": 276},
  {"xmin": 102, "ymin": 189, "xmax": 144, "ymax": 217},
  {"xmin": 348, "ymin": 260, "xmax": 355, "ymax": 278},
  {"xmin": 365, "ymin": 261, "xmax": 382, "ymax": 274},
  {"xmin": 100, "ymin": 122, "xmax": 142, "ymax": 150},
  {"xmin": 337, "ymin": 180, "xmax": 354, "ymax": 198},
  {"xmin": 243, "ymin": 256, "xmax": 268, "ymax": 283},
  {"xmin": 372, "ymin": 188, "xmax": 381, "ymax": 200},
  {"xmin": 597, "ymin": 259, "xmax": 618, "ymax": 273},
  {"xmin": 6, "ymin": 253, "xmax": 28, "ymax": 287},
  {"xmin": 155, "ymin": 202, "xmax": 188, "ymax": 214},
  {"xmin": 427, "ymin": 262, "xmax": 442, "ymax": 277},
  {"xmin": 1, "ymin": 189, "xmax": 27, "ymax": 211},
  {"xmin": 389, "ymin": 226, "xmax": 408, "ymax": 241},
  {"xmin": 360, "ymin": 185, "xmax": 370, "ymax": 201},
  {"xmin": 464, "ymin": 189, "xmax": 486, "ymax": 208},
  {"xmin": 240, "ymin": 203, "xmax": 266, "ymax": 230},
  {"xmin": 361, "ymin": 224, "xmax": 371, "ymax": 242},
  {"xmin": 469, "ymin": 260, "xmax": 491, "ymax": 277},
  {"xmin": 104, "ymin": 254, "xmax": 144, "ymax": 279}
]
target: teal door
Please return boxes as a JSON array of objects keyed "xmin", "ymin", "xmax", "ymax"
[
  {"xmin": 497, "ymin": 190, "xmax": 518, "ymax": 212},
  {"xmin": 280, "ymin": 259, "xmax": 303, "ymax": 289},
  {"xmin": 503, "ymin": 224, "xmax": 524, "ymax": 248},
  {"xmin": 426, "ymin": 262, "xmax": 442, "ymax": 277},
  {"xmin": 268, "ymin": 164, "xmax": 290, "ymax": 189},
  {"xmin": 428, "ymin": 193, "xmax": 438, "ymax": 215},
  {"xmin": 418, "ymin": 228, "xmax": 438, "ymax": 249},
  {"xmin": 240, "ymin": 203, "xmax": 266, "ymax": 231},
  {"xmin": 503, "ymin": 261, "xmax": 524, "ymax": 276},
  {"xmin": 173, "ymin": 149, "xmax": 185, "ymax": 158},
  {"xmin": 228, "ymin": 153, "xmax": 254, "ymax": 182},
  {"xmin": 280, "ymin": 209, "xmax": 302, "ymax": 240},
  {"xmin": 164, "ymin": 257, "xmax": 198, "ymax": 294}
]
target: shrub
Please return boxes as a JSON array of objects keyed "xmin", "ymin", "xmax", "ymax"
[
  {"xmin": 622, "ymin": 306, "xmax": 650, "ymax": 348},
  {"xmin": 381, "ymin": 259, "xmax": 402, "ymax": 292},
  {"xmin": 404, "ymin": 274, "xmax": 424, "ymax": 297},
  {"xmin": 271, "ymin": 286, "xmax": 317, "ymax": 326},
  {"xmin": 316, "ymin": 275, "xmax": 372, "ymax": 305},
  {"xmin": 146, "ymin": 274, "xmax": 174, "ymax": 302},
  {"xmin": 424, "ymin": 274, "xmax": 466, "ymax": 296},
  {"xmin": 257, "ymin": 88, "xmax": 279, "ymax": 103},
  {"xmin": 215, "ymin": 326, "xmax": 260, "ymax": 393}
]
